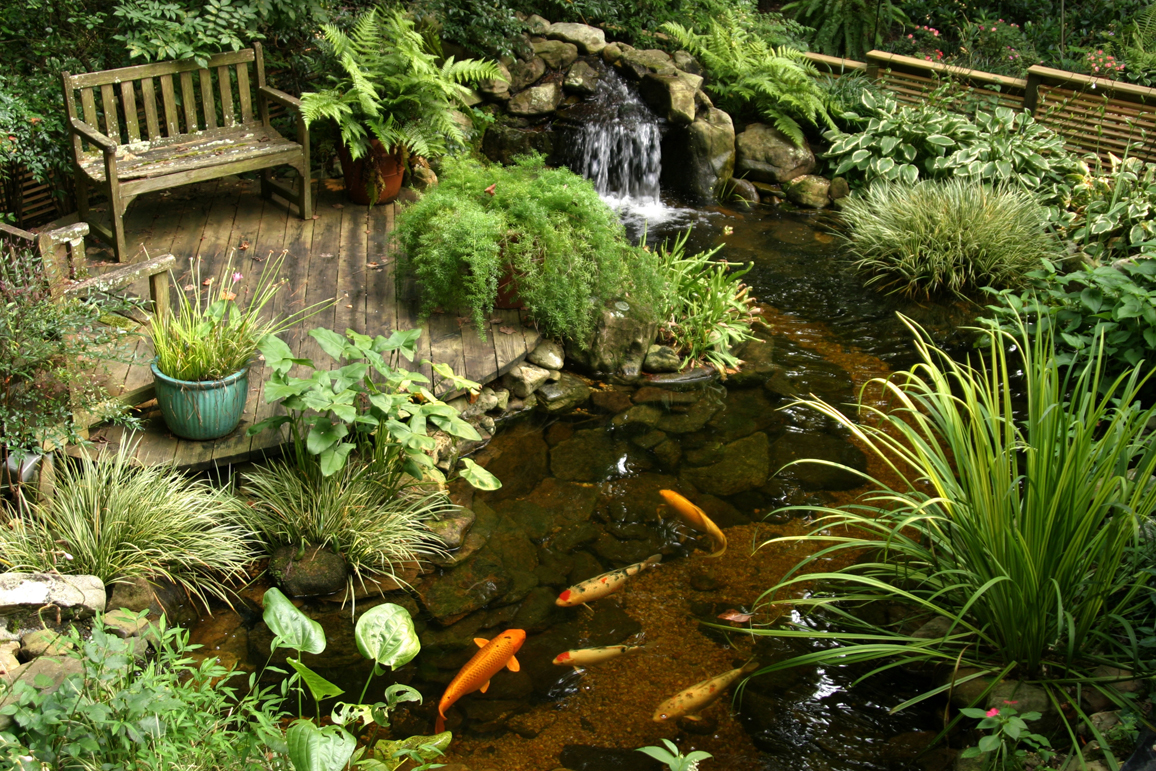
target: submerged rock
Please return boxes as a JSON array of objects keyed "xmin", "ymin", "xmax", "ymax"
[
  {"xmin": 769, "ymin": 430, "xmax": 867, "ymax": 491},
  {"xmin": 550, "ymin": 429, "xmax": 619, "ymax": 482},
  {"xmin": 680, "ymin": 432, "xmax": 770, "ymax": 495}
]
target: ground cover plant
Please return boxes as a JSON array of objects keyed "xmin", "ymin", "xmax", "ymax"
[
  {"xmin": 839, "ymin": 178, "xmax": 1061, "ymax": 297},
  {"xmin": 394, "ymin": 154, "xmax": 660, "ymax": 340},
  {"xmin": 660, "ymin": 9, "xmax": 835, "ymax": 147},
  {"xmin": 746, "ymin": 311, "xmax": 1156, "ymax": 764},
  {"xmin": 0, "ymin": 441, "xmax": 255, "ymax": 607}
]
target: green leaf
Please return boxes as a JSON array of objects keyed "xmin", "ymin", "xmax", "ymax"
[
  {"xmin": 288, "ymin": 657, "xmax": 345, "ymax": 703},
  {"xmin": 307, "ymin": 419, "xmax": 350, "ymax": 455},
  {"xmin": 354, "ymin": 604, "xmax": 422, "ymax": 669},
  {"xmin": 372, "ymin": 732, "xmax": 452, "ymax": 771},
  {"xmin": 850, "ymin": 148, "xmax": 870, "ymax": 163},
  {"xmin": 286, "ymin": 720, "xmax": 356, "ymax": 771},
  {"xmin": 925, "ymin": 134, "xmax": 954, "ymax": 147},
  {"xmin": 319, "ymin": 442, "xmax": 356, "ymax": 476},
  {"xmin": 458, "ymin": 458, "xmax": 501, "ymax": 490},
  {"xmin": 310, "ymin": 328, "xmax": 350, "ymax": 361},
  {"xmin": 959, "ymin": 707, "xmax": 989, "ymax": 719},
  {"xmin": 263, "ymin": 587, "xmax": 326, "ymax": 654},
  {"xmin": 900, "ymin": 164, "xmax": 919, "ymax": 185},
  {"xmin": 978, "ymin": 735, "xmax": 1001, "ymax": 753}
]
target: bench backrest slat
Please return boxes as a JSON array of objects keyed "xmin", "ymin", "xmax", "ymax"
[
  {"xmin": 159, "ymin": 74, "xmax": 179, "ymax": 136},
  {"xmin": 180, "ymin": 70, "xmax": 198, "ymax": 132},
  {"xmin": 120, "ymin": 81, "xmax": 141, "ymax": 142},
  {"xmin": 64, "ymin": 47, "xmax": 266, "ymax": 151}
]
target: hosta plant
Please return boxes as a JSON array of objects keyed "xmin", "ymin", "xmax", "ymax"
[{"xmin": 1051, "ymin": 155, "xmax": 1156, "ymax": 263}]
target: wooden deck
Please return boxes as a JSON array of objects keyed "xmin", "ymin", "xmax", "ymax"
[{"xmin": 68, "ymin": 177, "xmax": 541, "ymax": 471}]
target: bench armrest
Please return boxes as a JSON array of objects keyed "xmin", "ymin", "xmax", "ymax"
[
  {"xmin": 69, "ymin": 117, "xmax": 116, "ymax": 153},
  {"xmin": 63, "ymin": 253, "xmax": 176, "ymax": 297},
  {"xmin": 259, "ymin": 85, "xmax": 302, "ymax": 112}
]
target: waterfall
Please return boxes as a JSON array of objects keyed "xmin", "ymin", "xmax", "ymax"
[{"xmin": 567, "ymin": 67, "xmax": 664, "ymax": 206}]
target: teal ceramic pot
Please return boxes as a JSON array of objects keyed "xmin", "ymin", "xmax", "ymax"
[{"xmin": 151, "ymin": 362, "xmax": 250, "ymax": 441}]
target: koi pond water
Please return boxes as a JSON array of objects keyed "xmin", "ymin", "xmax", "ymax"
[{"xmin": 194, "ymin": 200, "xmax": 979, "ymax": 771}]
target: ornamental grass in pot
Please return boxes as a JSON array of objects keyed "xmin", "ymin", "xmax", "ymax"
[
  {"xmin": 300, "ymin": 6, "xmax": 502, "ymax": 205},
  {"xmin": 148, "ymin": 250, "xmax": 328, "ymax": 440}
]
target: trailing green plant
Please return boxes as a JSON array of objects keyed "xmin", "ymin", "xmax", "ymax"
[
  {"xmin": 299, "ymin": 5, "xmax": 501, "ymax": 162},
  {"xmin": 636, "ymin": 739, "xmax": 713, "ymax": 771},
  {"xmin": 745, "ymin": 311, "xmax": 1156, "ymax": 765},
  {"xmin": 648, "ymin": 230, "xmax": 760, "ymax": 372},
  {"xmin": 0, "ymin": 612, "xmax": 284, "ymax": 770},
  {"xmin": 660, "ymin": 9, "xmax": 835, "ymax": 147},
  {"xmin": 260, "ymin": 587, "xmax": 450, "ymax": 771},
  {"xmin": 150, "ymin": 250, "xmax": 330, "ymax": 382},
  {"xmin": 0, "ymin": 440, "xmax": 256, "ymax": 605},
  {"xmin": 248, "ymin": 326, "xmax": 499, "ymax": 490},
  {"xmin": 982, "ymin": 258, "xmax": 1156, "ymax": 379},
  {"xmin": 781, "ymin": 0, "xmax": 908, "ymax": 61},
  {"xmin": 0, "ymin": 242, "xmax": 138, "ymax": 489},
  {"xmin": 840, "ymin": 179, "xmax": 1062, "ymax": 297},
  {"xmin": 239, "ymin": 459, "xmax": 451, "ymax": 589},
  {"xmin": 393, "ymin": 154, "xmax": 660, "ymax": 340},
  {"xmin": 959, "ymin": 703, "xmax": 1054, "ymax": 770}
]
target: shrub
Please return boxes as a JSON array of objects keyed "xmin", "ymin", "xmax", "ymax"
[
  {"xmin": 748, "ymin": 312, "xmax": 1156, "ymax": 764},
  {"xmin": 1051, "ymin": 155, "xmax": 1156, "ymax": 264},
  {"xmin": 841, "ymin": 179, "xmax": 1061, "ymax": 297},
  {"xmin": 239, "ymin": 460, "xmax": 451, "ymax": 588},
  {"xmin": 393, "ymin": 154, "xmax": 658, "ymax": 340},
  {"xmin": 660, "ymin": 9, "xmax": 835, "ymax": 147},
  {"xmin": 0, "ymin": 441, "xmax": 256, "ymax": 606},
  {"xmin": 780, "ymin": 0, "xmax": 908, "ymax": 61},
  {"xmin": 0, "ymin": 613, "xmax": 282, "ymax": 770}
]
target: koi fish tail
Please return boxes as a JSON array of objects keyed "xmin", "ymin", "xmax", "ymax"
[
  {"xmin": 707, "ymin": 540, "xmax": 727, "ymax": 558},
  {"xmin": 435, "ymin": 713, "xmax": 446, "ymax": 734},
  {"xmin": 741, "ymin": 659, "xmax": 760, "ymax": 675},
  {"xmin": 644, "ymin": 554, "xmax": 663, "ymax": 567}
]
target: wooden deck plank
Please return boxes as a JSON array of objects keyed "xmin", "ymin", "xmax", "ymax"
[
  {"xmin": 491, "ymin": 308, "xmax": 530, "ymax": 380},
  {"xmin": 333, "ymin": 200, "xmax": 367, "ymax": 337},
  {"xmin": 364, "ymin": 202, "xmax": 396, "ymax": 339},
  {"xmin": 428, "ymin": 312, "xmax": 465, "ymax": 398},
  {"xmin": 294, "ymin": 185, "xmax": 343, "ymax": 372},
  {"xmin": 460, "ymin": 324, "xmax": 497, "ymax": 390}
]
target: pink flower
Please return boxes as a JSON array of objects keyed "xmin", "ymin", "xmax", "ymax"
[
  {"xmin": 908, "ymin": 33, "xmax": 913, "ymax": 38},
  {"xmin": 986, "ymin": 708, "xmax": 1000, "ymax": 717},
  {"xmin": 232, "ymin": 271, "xmax": 243, "ymax": 283}
]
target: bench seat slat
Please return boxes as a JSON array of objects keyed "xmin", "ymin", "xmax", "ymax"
[{"xmin": 76, "ymin": 124, "xmax": 298, "ymax": 183}]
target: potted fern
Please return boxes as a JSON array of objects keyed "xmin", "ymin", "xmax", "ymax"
[{"xmin": 301, "ymin": 7, "xmax": 502, "ymax": 205}]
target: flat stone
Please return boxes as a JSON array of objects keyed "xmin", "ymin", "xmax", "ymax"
[
  {"xmin": 505, "ymin": 362, "xmax": 551, "ymax": 397},
  {"xmin": 643, "ymin": 344, "xmax": 681, "ymax": 373},
  {"xmin": 508, "ymin": 82, "xmax": 563, "ymax": 116},
  {"xmin": 528, "ymin": 339, "xmax": 565, "ymax": 369},
  {"xmin": 537, "ymin": 372, "xmax": 592, "ymax": 414},
  {"xmin": 21, "ymin": 628, "xmax": 75, "ymax": 659},
  {"xmin": 104, "ymin": 609, "xmax": 151, "ymax": 638},
  {"xmin": 546, "ymin": 22, "xmax": 607, "ymax": 54},
  {"xmin": 735, "ymin": 123, "xmax": 816, "ymax": 183},
  {"xmin": 532, "ymin": 39, "xmax": 579, "ymax": 70},
  {"xmin": 0, "ymin": 573, "xmax": 104, "ymax": 619},
  {"xmin": 427, "ymin": 508, "xmax": 477, "ymax": 550},
  {"xmin": 0, "ymin": 656, "xmax": 85, "ymax": 730}
]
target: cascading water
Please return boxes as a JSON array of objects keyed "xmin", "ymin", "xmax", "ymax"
[{"xmin": 566, "ymin": 66, "xmax": 693, "ymax": 236}]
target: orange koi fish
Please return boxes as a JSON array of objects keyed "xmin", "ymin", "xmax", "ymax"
[
  {"xmin": 555, "ymin": 554, "xmax": 662, "ymax": 608},
  {"xmin": 653, "ymin": 660, "xmax": 759, "ymax": 722},
  {"xmin": 552, "ymin": 643, "xmax": 646, "ymax": 669},
  {"xmin": 436, "ymin": 629, "xmax": 525, "ymax": 733},
  {"xmin": 658, "ymin": 490, "xmax": 727, "ymax": 557}
]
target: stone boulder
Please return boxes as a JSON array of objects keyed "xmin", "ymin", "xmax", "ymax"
[
  {"xmin": 0, "ymin": 656, "xmax": 84, "ymax": 730},
  {"xmin": 270, "ymin": 545, "xmax": 349, "ymax": 598},
  {"xmin": 639, "ymin": 72, "xmax": 697, "ymax": 125},
  {"xmin": 427, "ymin": 508, "xmax": 476, "ymax": 551},
  {"xmin": 686, "ymin": 107, "xmax": 736, "ymax": 201},
  {"xmin": 546, "ymin": 22, "xmax": 607, "ymax": 54},
  {"xmin": 0, "ymin": 573, "xmax": 104, "ymax": 619},
  {"xmin": 643, "ymin": 344, "xmax": 681, "ymax": 373},
  {"xmin": 673, "ymin": 50, "xmax": 703, "ymax": 75},
  {"xmin": 509, "ymin": 57, "xmax": 547, "ymax": 92},
  {"xmin": 731, "ymin": 178, "xmax": 760, "ymax": 204},
  {"xmin": 784, "ymin": 175, "xmax": 831, "ymax": 209},
  {"xmin": 481, "ymin": 124, "xmax": 558, "ymax": 165},
  {"xmin": 478, "ymin": 62, "xmax": 511, "ymax": 101},
  {"xmin": 680, "ymin": 432, "xmax": 770, "ymax": 495},
  {"xmin": 566, "ymin": 301, "xmax": 658, "ymax": 378},
  {"xmin": 525, "ymin": 14, "xmax": 551, "ymax": 35},
  {"xmin": 508, "ymin": 82, "xmax": 563, "ymax": 116},
  {"xmin": 602, "ymin": 41, "xmax": 631, "ymax": 66},
  {"xmin": 532, "ymin": 40, "xmax": 578, "ymax": 70},
  {"xmin": 527, "ymin": 339, "xmax": 565, "ymax": 369},
  {"xmin": 563, "ymin": 60, "xmax": 600, "ymax": 95},
  {"xmin": 829, "ymin": 176, "xmax": 851, "ymax": 201},
  {"xmin": 505, "ymin": 362, "xmax": 551, "ymax": 397},
  {"xmin": 537, "ymin": 373, "xmax": 592, "ymax": 414},
  {"xmin": 107, "ymin": 576, "xmax": 199, "ymax": 626},
  {"xmin": 734, "ymin": 123, "xmax": 816, "ymax": 183},
  {"xmin": 617, "ymin": 48, "xmax": 676, "ymax": 80}
]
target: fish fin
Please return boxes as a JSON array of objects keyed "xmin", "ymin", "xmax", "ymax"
[
  {"xmin": 656, "ymin": 505, "xmax": 665, "ymax": 521},
  {"xmin": 479, "ymin": 679, "xmax": 491, "ymax": 693},
  {"xmin": 741, "ymin": 659, "xmax": 760, "ymax": 675},
  {"xmin": 683, "ymin": 713, "xmax": 704, "ymax": 722},
  {"xmin": 645, "ymin": 554, "xmax": 663, "ymax": 566},
  {"xmin": 473, "ymin": 638, "xmax": 490, "ymax": 648},
  {"xmin": 435, "ymin": 714, "xmax": 445, "ymax": 733},
  {"xmin": 708, "ymin": 542, "xmax": 728, "ymax": 558},
  {"xmin": 507, "ymin": 655, "xmax": 520, "ymax": 672}
]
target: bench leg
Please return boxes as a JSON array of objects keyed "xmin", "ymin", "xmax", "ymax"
[
  {"xmin": 74, "ymin": 169, "xmax": 90, "ymax": 223},
  {"xmin": 298, "ymin": 165, "xmax": 313, "ymax": 220}
]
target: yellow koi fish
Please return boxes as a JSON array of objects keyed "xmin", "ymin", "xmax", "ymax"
[
  {"xmin": 552, "ymin": 643, "xmax": 646, "ymax": 668},
  {"xmin": 658, "ymin": 490, "xmax": 727, "ymax": 558},
  {"xmin": 555, "ymin": 554, "xmax": 662, "ymax": 607},
  {"xmin": 652, "ymin": 660, "xmax": 759, "ymax": 722}
]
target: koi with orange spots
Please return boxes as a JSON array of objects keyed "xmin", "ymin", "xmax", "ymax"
[
  {"xmin": 658, "ymin": 489, "xmax": 727, "ymax": 558},
  {"xmin": 554, "ymin": 554, "xmax": 662, "ymax": 608},
  {"xmin": 436, "ymin": 629, "xmax": 525, "ymax": 733},
  {"xmin": 652, "ymin": 660, "xmax": 759, "ymax": 722}
]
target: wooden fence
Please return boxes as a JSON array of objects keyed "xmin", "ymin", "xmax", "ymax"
[{"xmin": 807, "ymin": 50, "xmax": 1156, "ymax": 164}]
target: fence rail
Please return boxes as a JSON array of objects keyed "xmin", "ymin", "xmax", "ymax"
[{"xmin": 807, "ymin": 50, "xmax": 1156, "ymax": 164}]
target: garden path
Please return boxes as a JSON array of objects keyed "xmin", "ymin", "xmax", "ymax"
[{"xmin": 61, "ymin": 176, "xmax": 541, "ymax": 472}]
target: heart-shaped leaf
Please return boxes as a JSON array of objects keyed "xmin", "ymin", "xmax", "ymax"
[
  {"xmin": 263, "ymin": 587, "xmax": 326, "ymax": 654},
  {"xmin": 355, "ymin": 604, "xmax": 421, "ymax": 670},
  {"xmin": 288, "ymin": 657, "xmax": 344, "ymax": 703},
  {"xmin": 286, "ymin": 720, "xmax": 356, "ymax": 771}
]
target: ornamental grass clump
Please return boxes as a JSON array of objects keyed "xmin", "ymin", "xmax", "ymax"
[
  {"xmin": 746, "ymin": 311, "xmax": 1156, "ymax": 762},
  {"xmin": 842, "ymin": 179, "xmax": 1061, "ymax": 297},
  {"xmin": 0, "ymin": 441, "xmax": 256, "ymax": 606}
]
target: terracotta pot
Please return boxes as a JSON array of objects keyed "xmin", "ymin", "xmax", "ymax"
[
  {"xmin": 336, "ymin": 140, "xmax": 404, "ymax": 205},
  {"xmin": 493, "ymin": 264, "xmax": 524, "ymax": 310}
]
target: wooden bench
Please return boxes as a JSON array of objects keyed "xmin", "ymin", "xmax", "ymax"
[{"xmin": 62, "ymin": 44, "xmax": 312, "ymax": 263}]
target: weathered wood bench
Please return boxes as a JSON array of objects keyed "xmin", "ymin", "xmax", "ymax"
[{"xmin": 62, "ymin": 44, "xmax": 312, "ymax": 263}]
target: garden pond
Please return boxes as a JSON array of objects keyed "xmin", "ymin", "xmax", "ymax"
[{"xmin": 187, "ymin": 200, "xmax": 984, "ymax": 770}]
